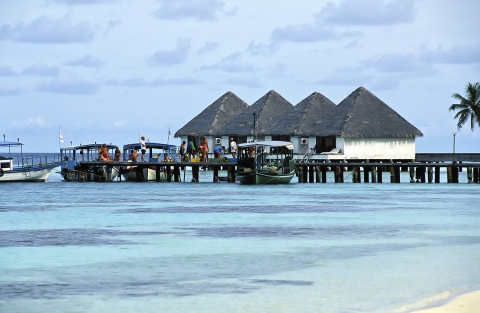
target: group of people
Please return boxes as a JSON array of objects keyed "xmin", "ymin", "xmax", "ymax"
[
  {"xmin": 179, "ymin": 137, "xmax": 237, "ymax": 161},
  {"xmin": 98, "ymin": 144, "xmax": 122, "ymax": 162}
]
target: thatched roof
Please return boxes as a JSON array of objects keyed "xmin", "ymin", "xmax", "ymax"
[
  {"xmin": 307, "ymin": 87, "xmax": 423, "ymax": 138},
  {"xmin": 265, "ymin": 92, "xmax": 336, "ymax": 136},
  {"xmin": 219, "ymin": 90, "xmax": 293, "ymax": 136},
  {"xmin": 174, "ymin": 91, "xmax": 248, "ymax": 137}
]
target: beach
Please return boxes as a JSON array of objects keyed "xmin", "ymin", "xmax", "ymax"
[{"xmin": 410, "ymin": 290, "xmax": 480, "ymax": 313}]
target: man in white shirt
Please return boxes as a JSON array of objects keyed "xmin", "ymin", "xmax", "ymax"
[
  {"xmin": 230, "ymin": 138, "xmax": 237, "ymax": 158},
  {"xmin": 140, "ymin": 136, "xmax": 146, "ymax": 162}
]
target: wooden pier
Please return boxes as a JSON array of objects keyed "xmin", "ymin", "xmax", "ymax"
[{"xmin": 77, "ymin": 153, "xmax": 480, "ymax": 184}]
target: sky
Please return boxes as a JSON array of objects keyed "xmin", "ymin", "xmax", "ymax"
[{"xmin": 1, "ymin": 0, "xmax": 479, "ymax": 153}]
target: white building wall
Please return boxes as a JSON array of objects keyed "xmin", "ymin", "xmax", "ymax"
[{"xmin": 342, "ymin": 137, "xmax": 416, "ymax": 160}]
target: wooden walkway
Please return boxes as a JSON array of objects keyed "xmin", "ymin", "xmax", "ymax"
[{"xmin": 77, "ymin": 153, "xmax": 480, "ymax": 184}]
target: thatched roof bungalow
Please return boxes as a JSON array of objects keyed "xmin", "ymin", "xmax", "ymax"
[{"xmin": 306, "ymin": 87, "xmax": 423, "ymax": 160}]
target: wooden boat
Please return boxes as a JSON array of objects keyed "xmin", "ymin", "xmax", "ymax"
[
  {"xmin": 120, "ymin": 142, "xmax": 177, "ymax": 181},
  {"xmin": 236, "ymin": 140, "xmax": 295, "ymax": 184},
  {"xmin": 59, "ymin": 144, "xmax": 119, "ymax": 182},
  {"xmin": 0, "ymin": 140, "xmax": 64, "ymax": 182}
]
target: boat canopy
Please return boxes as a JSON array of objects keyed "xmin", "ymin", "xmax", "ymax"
[
  {"xmin": 122, "ymin": 142, "xmax": 177, "ymax": 151},
  {"xmin": 0, "ymin": 141, "xmax": 23, "ymax": 148},
  {"xmin": 237, "ymin": 141, "xmax": 294, "ymax": 150},
  {"xmin": 61, "ymin": 143, "xmax": 119, "ymax": 151}
]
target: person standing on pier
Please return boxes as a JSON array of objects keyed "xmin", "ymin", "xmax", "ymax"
[
  {"xmin": 114, "ymin": 147, "xmax": 121, "ymax": 161},
  {"xmin": 179, "ymin": 141, "xmax": 186, "ymax": 161},
  {"xmin": 140, "ymin": 136, "xmax": 146, "ymax": 162},
  {"xmin": 200, "ymin": 135, "xmax": 209, "ymax": 162},
  {"xmin": 214, "ymin": 145, "xmax": 223, "ymax": 158},
  {"xmin": 187, "ymin": 138, "xmax": 195, "ymax": 160},
  {"xmin": 230, "ymin": 138, "xmax": 237, "ymax": 158}
]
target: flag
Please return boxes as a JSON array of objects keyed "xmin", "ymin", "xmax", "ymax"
[{"xmin": 59, "ymin": 129, "xmax": 64, "ymax": 143}]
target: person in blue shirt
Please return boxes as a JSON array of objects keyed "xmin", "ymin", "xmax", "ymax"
[{"xmin": 214, "ymin": 145, "xmax": 223, "ymax": 158}]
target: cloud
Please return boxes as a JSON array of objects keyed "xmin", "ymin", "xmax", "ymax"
[
  {"xmin": 421, "ymin": 45, "xmax": 480, "ymax": 64},
  {"xmin": 317, "ymin": 0, "xmax": 417, "ymax": 26},
  {"xmin": 37, "ymin": 77, "xmax": 98, "ymax": 94},
  {"xmin": 200, "ymin": 52, "xmax": 256, "ymax": 72},
  {"xmin": 54, "ymin": 0, "xmax": 115, "ymax": 4},
  {"xmin": 365, "ymin": 53, "xmax": 433, "ymax": 73},
  {"xmin": 113, "ymin": 119, "xmax": 127, "ymax": 128},
  {"xmin": 153, "ymin": 0, "xmax": 231, "ymax": 21},
  {"xmin": 64, "ymin": 54, "xmax": 106, "ymax": 68},
  {"xmin": 246, "ymin": 41, "xmax": 279, "ymax": 56},
  {"xmin": 11, "ymin": 116, "xmax": 48, "ymax": 128},
  {"xmin": 0, "ymin": 16, "xmax": 94, "ymax": 43},
  {"xmin": 223, "ymin": 76, "xmax": 263, "ymax": 88},
  {"xmin": 105, "ymin": 76, "xmax": 203, "ymax": 87},
  {"xmin": 22, "ymin": 63, "xmax": 60, "ymax": 76},
  {"xmin": 0, "ymin": 66, "xmax": 16, "ymax": 76},
  {"xmin": 271, "ymin": 0, "xmax": 416, "ymax": 43},
  {"xmin": 197, "ymin": 41, "xmax": 219, "ymax": 54},
  {"xmin": 316, "ymin": 66, "xmax": 375, "ymax": 86},
  {"xmin": 148, "ymin": 38, "xmax": 191, "ymax": 65},
  {"xmin": 0, "ymin": 86, "xmax": 22, "ymax": 96},
  {"xmin": 272, "ymin": 23, "xmax": 360, "ymax": 42}
]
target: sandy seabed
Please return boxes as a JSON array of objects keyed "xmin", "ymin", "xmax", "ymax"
[{"xmin": 410, "ymin": 290, "xmax": 480, "ymax": 313}]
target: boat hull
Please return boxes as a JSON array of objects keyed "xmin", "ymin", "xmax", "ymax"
[
  {"xmin": 121, "ymin": 167, "xmax": 169, "ymax": 181},
  {"xmin": 0, "ymin": 167, "xmax": 54, "ymax": 182},
  {"xmin": 61, "ymin": 166, "xmax": 119, "ymax": 182},
  {"xmin": 236, "ymin": 170, "xmax": 294, "ymax": 184}
]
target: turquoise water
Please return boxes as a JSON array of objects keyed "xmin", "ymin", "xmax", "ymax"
[{"xmin": 1, "ymin": 170, "xmax": 479, "ymax": 313}]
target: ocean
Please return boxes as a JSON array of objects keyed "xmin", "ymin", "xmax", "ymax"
[{"xmin": 0, "ymin": 169, "xmax": 479, "ymax": 313}]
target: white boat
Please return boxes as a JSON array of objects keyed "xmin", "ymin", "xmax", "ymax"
[
  {"xmin": 0, "ymin": 140, "xmax": 64, "ymax": 182},
  {"xmin": 236, "ymin": 140, "xmax": 295, "ymax": 184},
  {"xmin": 120, "ymin": 142, "xmax": 177, "ymax": 181},
  {"xmin": 59, "ymin": 144, "xmax": 119, "ymax": 182}
]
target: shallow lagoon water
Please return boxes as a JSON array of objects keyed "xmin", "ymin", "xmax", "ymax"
[{"xmin": 1, "ymin": 170, "xmax": 479, "ymax": 313}]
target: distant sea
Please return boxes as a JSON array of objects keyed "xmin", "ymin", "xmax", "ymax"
[{"xmin": 0, "ymin": 167, "xmax": 479, "ymax": 313}]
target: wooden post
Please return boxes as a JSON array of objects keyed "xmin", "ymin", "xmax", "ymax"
[
  {"xmin": 447, "ymin": 166, "xmax": 453, "ymax": 183},
  {"xmin": 363, "ymin": 166, "xmax": 370, "ymax": 183},
  {"xmin": 308, "ymin": 166, "xmax": 314, "ymax": 183},
  {"xmin": 467, "ymin": 167, "xmax": 472, "ymax": 183},
  {"xmin": 321, "ymin": 166, "xmax": 327, "ymax": 183},
  {"xmin": 227, "ymin": 165, "xmax": 235, "ymax": 183},
  {"xmin": 452, "ymin": 166, "xmax": 459, "ymax": 183},
  {"xmin": 213, "ymin": 167, "xmax": 219, "ymax": 182},
  {"xmin": 409, "ymin": 166, "xmax": 415, "ymax": 183},
  {"xmin": 377, "ymin": 166, "xmax": 383, "ymax": 183},
  {"xmin": 427, "ymin": 166, "xmax": 433, "ymax": 183},
  {"xmin": 156, "ymin": 165, "xmax": 160, "ymax": 182},
  {"xmin": 192, "ymin": 165, "xmax": 199, "ymax": 182},
  {"xmin": 173, "ymin": 165, "xmax": 180, "ymax": 182},
  {"xmin": 420, "ymin": 166, "xmax": 426, "ymax": 183},
  {"xmin": 474, "ymin": 167, "xmax": 479, "ymax": 183},
  {"xmin": 395, "ymin": 166, "xmax": 401, "ymax": 183},
  {"xmin": 353, "ymin": 166, "xmax": 360, "ymax": 183},
  {"xmin": 371, "ymin": 167, "xmax": 377, "ymax": 183},
  {"xmin": 334, "ymin": 166, "xmax": 344, "ymax": 183},
  {"xmin": 166, "ymin": 165, "xmax": 172, "ymax": 182},
  {"xmin": 389, "ymin": 166, "xmax": 395, "ymax": 183},
  {"xmin": 297, "ymin": 165, "xmax": 303, "ymax": 183},
  {"xmin": 315, "ymin": 166, "xmax": 321, "ymax": 183},
  {"xmin": 435, "ymin": 165, "xmax": 440, "ymax": 183}
]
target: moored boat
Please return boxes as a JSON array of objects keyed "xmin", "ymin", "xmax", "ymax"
[
  {"xmin": 236, "ymin": 140, "xmax": 295, "ymax": 184},
  {"xmin": 120, "ymin": 142, "xmax": 177, "ymax": 181},
  {"xmin": 0, "ymin": 140, "xmax": 64, "ymax": 182},
  {"xmin": 59, "ymin": 143, "xmax": 119, "ymax": 182}
]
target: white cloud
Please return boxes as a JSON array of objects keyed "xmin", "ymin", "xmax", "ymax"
[
  {"xmin": 421, "ymin": 45, "xmax": 480, "ymax": 64},
  {"xmin": 200, "ymin": 52, "xmax": 256, "ymax": 72},
  {"xmin": 64, "ymin": 54, "xmax": 106, "ymax": 68},
  {"xmin": 148, "ymin": 38, "xmax": 191, "ymax": 66},
  {"xmin": 11, "ymin": 116, "xmax": 48, "ymax": 128},
  {"xmin": 365, "ymin": 53, "xmax": 434, "ymax": 73},
  {"xmin": 37, "ymin": 76, "xmax": 98, "ymax": 94},
  {"xmin": 271, "ymin": 23, "xmax": 360, "ymax": 42},
  {"xmin": 0, "ymin": 86, "xmax": 22, "ymax": 96},
  {"xmin": 0, "ymin": 16, "xmax": 94, "ymax": 43},
  {"xmin": 196, "ymin": 42, "xmax": 219, "ymax": 54},
  {"xmin": 22, "ymin": 63, "xmax": 60, "ymax": 77},
  {"xmin": 153, "ymin": 0, "xmax": 230, "ymax": 21},
  {"xmin": 0, "ymin": 66, "xmax": 16, "ymax": 76},
  {"xmin": 317, "ymin": 0, "xmax": 417, "ymax": 26}
]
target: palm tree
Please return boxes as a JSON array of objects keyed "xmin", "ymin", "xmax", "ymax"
[{"xmin": 449, "ymin": 82, "xmax": 480, "ymax": 131}]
